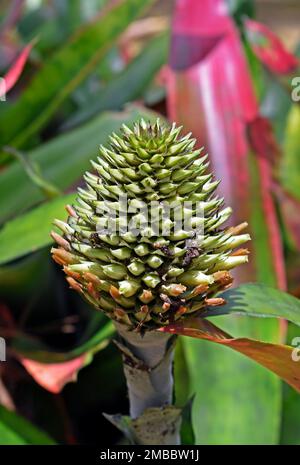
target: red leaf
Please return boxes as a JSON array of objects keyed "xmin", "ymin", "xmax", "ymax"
[
  {"xmin": 248, "ymin": 116, "xmax": 280, "ymax": 165},
  {"xmin": 0, "ymin": 302, "xmax": 15, "ymax": 328},
  {"xmin": 244, "ymin": 18, "xmax": 299, "ymax": 75},
  {"xmin": 20, "ymin": 354, "xmax": 89, "ymax": 394},
  {"xmin": 160, "ymin": 318, "xmax": 300, "ymax": 393},
  {"xmin": 0, "ymin": 40, "xmax": 35, "ymax": 98},
  {"xmin": 167, "ymin": 0, "xmax": 285, "ymax": 289}
]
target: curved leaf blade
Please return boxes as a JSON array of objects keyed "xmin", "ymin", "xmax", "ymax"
[
  {"xmin": 0, "ymin": 107, "xmax": 159, "ymax": 225},
  {"xmin": 11, "ymin": 318, "xmax": 114, "ymax": 363},
  {"xmin": 20, "ymin": 354, "xmax": 90, "ymax": 393},
  {"xmin": 0, "ymin": 41, "xmax": 35, "ymax": 98},
  {"xmin": 0, "ymin": 192, "xmax": 76, "ymax": 265},
  {"xmin": 161, "ymin": 318, "xmax": 300, "ymax": 393},
  {"xmin": 202, "ymin": 283, "xmax": 300, "ymax": 326}
]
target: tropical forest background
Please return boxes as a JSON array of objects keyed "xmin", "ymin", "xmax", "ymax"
[{"xmin": 0, "ymin": 0, "xmax": 300, "ymax": 445}]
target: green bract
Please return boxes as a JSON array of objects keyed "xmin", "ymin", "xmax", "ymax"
[{"xmin": 51, "ymin": 120, "xmax": 250, "ymax": 330}]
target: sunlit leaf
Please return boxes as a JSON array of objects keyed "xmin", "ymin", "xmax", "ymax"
[
  {"xmin": 161, "ymin": 318, "xmax": 300, "ymax": 393},
  {"xmin": 201, "ymin": 283, "xmax": 300, "ymax": 326}
]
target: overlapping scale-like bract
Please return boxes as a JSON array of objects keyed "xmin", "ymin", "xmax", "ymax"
[{"xmin": 51, "ymin": 120, "xmax": 250, "ymax": 330}]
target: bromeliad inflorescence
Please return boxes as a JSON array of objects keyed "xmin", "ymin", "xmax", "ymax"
[{"xmin": 51, "ymin": 119, "xmax": 250, "ymax": 331}]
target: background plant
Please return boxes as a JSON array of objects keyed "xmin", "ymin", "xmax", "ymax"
[{"xmin": 0, "ymin": 0, "xmax": 299, "ymax": 445}]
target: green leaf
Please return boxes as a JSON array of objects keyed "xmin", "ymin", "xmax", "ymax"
[
  {"xmin": 177, "ymin": 317, "xmax": 281, "ymax": 445},
  {"xmin": 0, "ymin": 405, "xmax": 55, "ymax": 445},
  {"xmin": 201, "ymin": 283, "xmax": 300, "ymax": 327},
  {"xmin": 163, "ymin": 315, "xmax": 300, "ymax": 444},
  {"xmin": 174, "ymin": 338, "xmax": 191, "ymax": 408},
  {"xmin": 2, "ymin": 146, "xmax": 61, "ymax": 199},
  {"xmin": 280, "ymin": 105, "xmax": 300, "ymax": 201},
  {"xmin": 247, "ymin": 151, "xmax": 284, "ymax": 287},
  {"xmin": 162, "ymin": 317, "xmax": 300, "ymax": 393},
  {"xmin": 179, "ymin": 397, "xmax": 195, "ymax": 446},
  {"xmin": 0, "ymin": 107, "xmax": 159, "ymax": 224},
  {"xmin": 0, "ymin": 0, "xmax": 155, "ymax": 152},
  {"xmin": 11, "ymin": 315, "xmax": 115, "ymax": 363},
  {"xmin": 0, "ymin": 249, "xmax": 50, "ymax": 301},
  {"xmin": 63, "ymin": 31, "xmax": 169, "ymax": 130},
  {"xmin": 261, "ymin": 76, "xmax": 291, "ymax": 142},
  {"xmin": 21, "ymin": 1, "xmax": 110, "ymax": 51},
  {"xmin": 0, "ymin": 193, "xmax": 76, "ymax": 265}
]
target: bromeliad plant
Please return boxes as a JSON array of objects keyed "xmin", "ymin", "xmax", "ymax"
[
  {"xmin": 51, "ymin": 119, "xmax": 300, "ymax": 445},
  {"xmin": 1, "ymin": 0, "xmax": 299, "ymax": 446},
  {"xmin": 51, "ymin": 119, "xmax": 250, "ymax": 329}
]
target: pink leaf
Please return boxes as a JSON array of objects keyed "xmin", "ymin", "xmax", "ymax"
[
  {"xmin": 244, "ymin": 18, "xmax": 299, "ymax": 75},
  {"xmin": 0, "ymin": 40, "xmax": 35, "ymax": 98},
  {"xmin": 167, "ymin": 0, "xmax": 285, "ymax": 289},
  {"xmin": 20, "ymin": 354, "xmax": 89, "ymax": 394}
]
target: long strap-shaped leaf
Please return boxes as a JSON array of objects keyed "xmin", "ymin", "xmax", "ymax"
[
  {"xmin": 0, "ymin": 106, "xmax": 159, "ymax": 225},
  {"xmin": 0, "ymin": 405, "xmax": 55, "ymax": 445},
  {"xmin": 167, "ymin": 0, "xmax": 284, "ymax": 444},
  {"xmin": 62, "ymin": 31, "xmax": 169, "ymax": 130},
  {"xmin": 0, "ymin": 0, "xmax": 155, "ymax": 154},
  {"xmin": 161, "ymin": 318, "xmax": 300, "ymax": 393},
  {"xmin": 167, "ymin": 0, "xmax": 285, "ymax": 288},
  {"xmin": 244, "ymin": 18, "xmax": 299, "ymax": 75},
  {"xmin": 0, "ymin": 192, "xmax": 76, "ymax": 265},
  {"xmin": 202, "ymin": 283, "xmax": 300, "ymax": 326},
  {"xmin": 0, "ymin": 41, "xmax": 35, "ymax": 99}
]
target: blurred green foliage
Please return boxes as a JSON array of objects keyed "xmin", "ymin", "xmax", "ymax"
[{"xmin": 0, "ymin": 0, "xmax": 299, "ymax": 446}]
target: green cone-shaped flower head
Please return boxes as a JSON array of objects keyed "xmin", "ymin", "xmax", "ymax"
[{"xmin": 51, "ymin": 119, "xmax": 250, "ymax": 330}]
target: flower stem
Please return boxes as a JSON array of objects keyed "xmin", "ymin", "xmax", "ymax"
[{"xmin": 114, "ymin": 322, "xmax": 181, "ymax": 444}]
